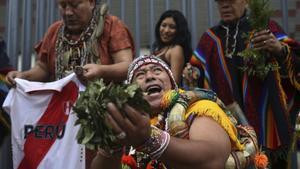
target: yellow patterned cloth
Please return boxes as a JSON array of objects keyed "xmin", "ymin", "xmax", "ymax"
[
  {"xmin": 0, "ymin": 74, "xmax": 6, "ymax": 82},
  {"xmin": 185, "ymin": 100, "xmax": 244, "ymax": 151}
]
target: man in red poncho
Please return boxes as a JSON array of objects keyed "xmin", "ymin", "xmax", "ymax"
[{"xmin": 188, "ymin": 0, "xmax": 300, "ymax": 168}]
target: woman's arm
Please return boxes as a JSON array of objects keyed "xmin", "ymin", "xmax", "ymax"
[{"xmin": 168, "ymin": 45, "xmax": 185, "ymax": 84}]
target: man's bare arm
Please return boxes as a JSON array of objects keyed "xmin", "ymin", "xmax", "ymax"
[
  {"xmin": 6, "ymin": 61, "xmax": 50, "ymax": 85},
  {"xmin": 159, "ymin": 117, "xmax": 231, "ymax": 169},
  {"xmin": 82, "ymin": 48, "xmax": 133, "ymax": 82},
  {"xmin": 91, "ymin": 104, "xmax": 231, "ymax": 169}
]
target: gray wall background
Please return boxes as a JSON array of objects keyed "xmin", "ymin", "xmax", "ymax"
[{"xmin": 0, "ymin": 0, "xmax": 299, "ymax": 70}]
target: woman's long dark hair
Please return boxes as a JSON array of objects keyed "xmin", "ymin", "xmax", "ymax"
[{"xmin": 152, "ymin": 10, "xmax": 192, "ymax": 63}]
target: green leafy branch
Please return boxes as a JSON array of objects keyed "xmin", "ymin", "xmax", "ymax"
[
  {"xmin": 73, "ymin": 79, "xmax": 151, "ymax": 150},
  {"xmin": 238, "ymin": 0, "xmax": 278, "ymax": 79},
  {"xmin": 248, "ymin": 0, "xmax": 272, "ymax": 30}
]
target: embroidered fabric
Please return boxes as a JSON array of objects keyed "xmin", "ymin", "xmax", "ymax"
[{"xmin": 121, "ymin": 89, "xmax": 258, "ymax": 169}]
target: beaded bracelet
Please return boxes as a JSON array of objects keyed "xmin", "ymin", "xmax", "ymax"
[{"xmin": 136, "ymin": 126, "xmax": 170, "ymax": 160}]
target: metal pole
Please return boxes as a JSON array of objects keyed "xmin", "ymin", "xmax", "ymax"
[
  {"xmin": 135, "ymin": 0, "xmax": 140, "ymax": 57},
  {"xmin": 48, "ymin": 0, "xmax": 57, "ymax": 27},
  {"xmin": 21, "ymin": 0, "xmax": 33, "ymax": 70},
  {"xmin": 280, "ymin": 0, "xmax": 289, "ymax": 33},
  {"xmin": 207, "ymin": 0, "xmax": 214, "ymax": 27},
  {"xmin": 149, "ymin": 0, "xmax": 155, "ymax": 49},
  {"xmin": 4, "ymin": 0, "xmax": 9, "ymax": 41},
  {"xmin": 165, "ymin": 0, "xmax": 170, "ymax": 10},
  {"xmin": 121, "ymin": 0, "xmax": 125, "ymax": 21},
  {"xmin": 56, "ymin": 2, "xmax": 60, "ymax": 20},
  {"xmin": 35, "ymin": 0, "xmax": 46, "ymax": 44},
  {"xmin": 181, "ymin": 0, "xmax": 187, "ymax": 17},
  {"xmin": 106, "ymin": 0, "xmax": 111, "ymax": 8},
  {"xmin": 191, "ymin": 0, "xmax": 197, "ymax": 48},
  {"xmin": 7, "ymin": 0, "xmax": 19, "ymax": 68},
  {"xmin": 46, "ymin": 0, "xmax": 50, "ymax": 27}
]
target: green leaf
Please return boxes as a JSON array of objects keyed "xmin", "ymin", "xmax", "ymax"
[
  {"xmin": 73, "ymin": 79, "xmax": 151, "ymax": 150},
  {"xmin": 81, "ymin": 128, "xmax": 95, "ymax": 144},
  {"xmin": 236, "ymin": 0, "xmax": 279, "ymax": 80}
]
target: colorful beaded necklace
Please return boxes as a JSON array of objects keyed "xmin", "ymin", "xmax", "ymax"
[{"xmin": 55, "ymin": 4, "xmax": 108, "ymax": 79}]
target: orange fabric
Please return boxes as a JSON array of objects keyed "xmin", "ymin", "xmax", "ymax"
[
  {"xmin": 34, "ymin": 15, "xmax": 135, "ymax": 168},
  {"xmin": 35, "ymin": 15, "xmax": 135, "ymax": 80}
]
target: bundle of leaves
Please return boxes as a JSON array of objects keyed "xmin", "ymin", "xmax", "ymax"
[
  {"xmin": 238, "ymin": 48, "xmax": 279, "ymax": 79},
  {"xmin": 73, "ymin": 79, "xmax": 151, "ymax": 150},
  {"xmin": 238, "ymin": 0, "xmax": 278, "ymax": 79}
]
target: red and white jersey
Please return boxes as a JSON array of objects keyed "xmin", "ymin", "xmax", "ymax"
[{"xmin": 3, "ymin": 73, "xmax": 86, "ymax": 169}]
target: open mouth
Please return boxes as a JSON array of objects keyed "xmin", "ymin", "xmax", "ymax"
[
  {"xmin": 161, "ymin": 36, "xmax": 169, "ymax": 41},
  {"xmin": 162, "ymin": 34, "xmax": 169, "ymax": 38},
  {"xmin": 161, "ymin": 33, "xmax": 172, "ymax": 41},
  {"xmin": 146, "ymin": 85, "xmax": 162, "ymax": 95}
]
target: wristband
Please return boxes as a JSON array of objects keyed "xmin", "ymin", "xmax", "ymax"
[{"xmin": 136, "ymin": 126, "xmax": 170, "ymax": 160}]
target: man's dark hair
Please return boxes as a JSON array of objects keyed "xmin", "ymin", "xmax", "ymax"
[{"xmin": 153, "ymin": 10, "xmax": 192, "ymax": 64}]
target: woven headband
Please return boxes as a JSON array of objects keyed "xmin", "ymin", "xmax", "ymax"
[{"xmin": 127, "ymin": 55, "xmax": 178, "ymax": 90}]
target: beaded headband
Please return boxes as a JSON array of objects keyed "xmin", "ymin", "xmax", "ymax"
[{"xmin": 127, "ymin": 55, "xmax": 178, "ymax": 90}]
